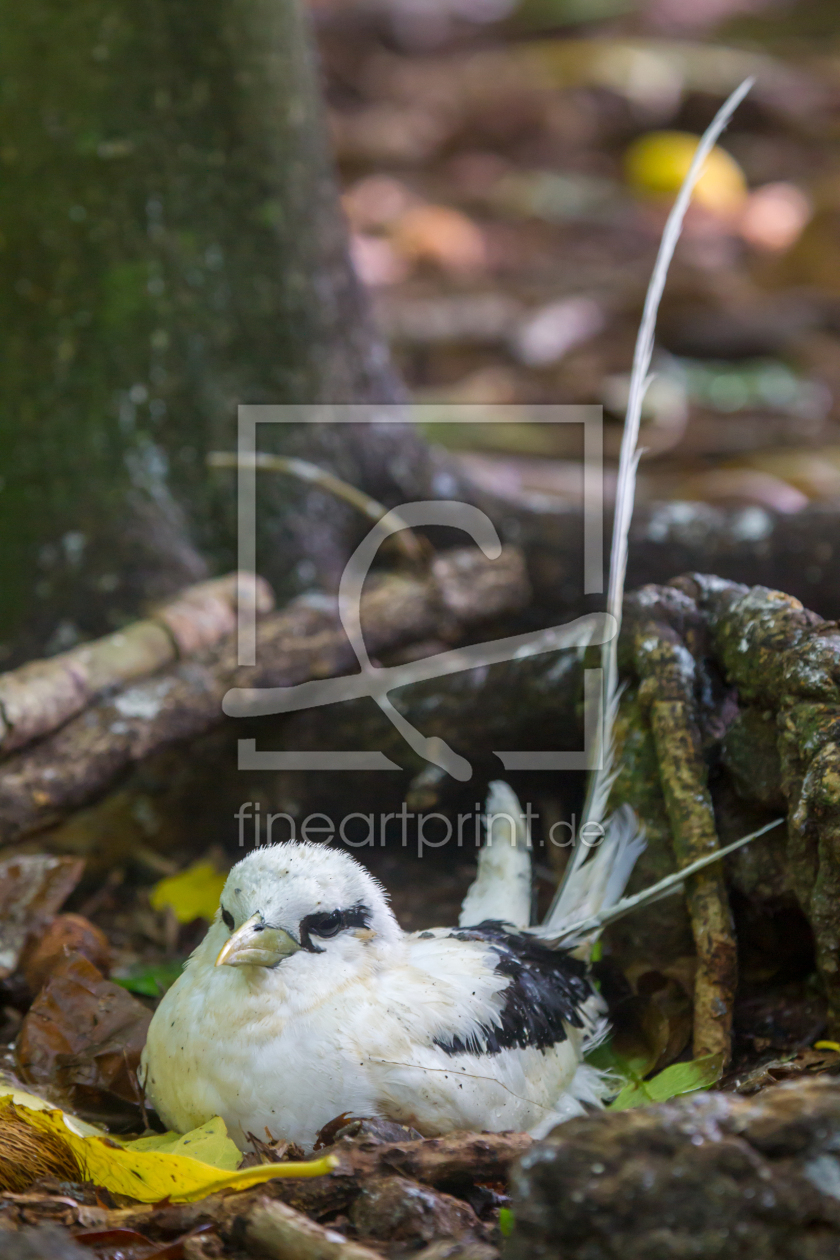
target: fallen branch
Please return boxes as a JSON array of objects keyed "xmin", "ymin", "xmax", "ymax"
[
  {"xmin": 235, "ymin": 1129, "xmax": 532, "ymax": 1220},
  {"xmin": 244, "ymin": 1196, "xmax": 383, "ymax": 1260},
  {"xmin": 0, "ymin": 573, "xmax": 273, "ymax": 758},
  {"xmin": 0, "ymin": 547, "xmax": 529, "ymax": 846},
  {"xmin": 328, "ymin": 1129, "xmax": 532, "ymax": 1186}
]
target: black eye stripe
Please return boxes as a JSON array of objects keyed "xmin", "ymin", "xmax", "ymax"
[
  {"xmin": 221, "ymin": 908, "xmax": 234, "ymax": 931},
  {"xmin": 299, "ymin": 904, "xmax": 371, "ymax": 952}
]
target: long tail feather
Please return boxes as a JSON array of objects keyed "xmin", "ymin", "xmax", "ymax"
[
  {"xmin": 545, "ymin": 818, "xmax": 783, "ymax": 946},
  {"xmin": 542, "ymin": 804, "xmax": 645, "ymax": 939},
  {"xmin": 543, "ymin": 78, "xmax": 755, "ymax": 933}
]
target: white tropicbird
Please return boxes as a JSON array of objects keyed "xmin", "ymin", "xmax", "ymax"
[{"xmin": 140, "ymin": 782, "xmax": 640, "ymax": 1147}]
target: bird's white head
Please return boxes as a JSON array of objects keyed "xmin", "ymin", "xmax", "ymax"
[{"xmin": 208, "ymin": 842, "xmax": 400, "ymax": 978}]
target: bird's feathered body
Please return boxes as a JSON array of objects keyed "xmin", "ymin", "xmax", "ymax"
[{"xmin": 141, "ymin": 836, "xmax": 609, "ymax": 1148}]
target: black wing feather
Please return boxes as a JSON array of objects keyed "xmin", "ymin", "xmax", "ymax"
[{"xmin": 433, "ymin": 921, "xmax": 594, "ymax": 1057}]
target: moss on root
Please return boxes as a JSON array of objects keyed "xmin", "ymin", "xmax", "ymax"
[{"xmin": 607, "ymin": 573, "xmax": 840, "ymax": 1037}]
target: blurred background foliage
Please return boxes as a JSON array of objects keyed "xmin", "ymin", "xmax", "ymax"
[{"xmin": 312, "ymin": 0, "xmax": 840, "ymax": 555}]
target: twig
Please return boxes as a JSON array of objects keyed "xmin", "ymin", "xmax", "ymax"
[
  {"xmin": 125, "ymin": 1057, "xmax": 150, "ymax": 1134},
  {"xmin": 208, "ymin": 450, "xmax": 427, "ymax": 564}
]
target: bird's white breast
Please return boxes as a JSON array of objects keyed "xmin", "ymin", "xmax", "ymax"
[
  {"xmin": 141, "ymin": 925, "xmax": 603, "ymax": 1149},
  {"xmin": 141, "ymin": 933, "xmax": 398, "ymax": 1147}
]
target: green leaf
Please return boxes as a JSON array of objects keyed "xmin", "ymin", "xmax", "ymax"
[
  {"xmin": 113, "ymin": 960, "xmax": 184, "ymax": 997},
  {"xmin": 498, "ymin": 1208, "xmax": 515, "ymax": 1237},
  {"xmin": 585, "ymin": 1037, "xmax": 651, "ymax": 1082},
  {"xmin": 608, "ymin": 1052, "xmax": 725, "ymax": 1110}
]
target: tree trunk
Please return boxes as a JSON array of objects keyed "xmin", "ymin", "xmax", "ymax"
[{"xmin": 0, "ymin": 0, "xmax": 407, "ymax": 664}]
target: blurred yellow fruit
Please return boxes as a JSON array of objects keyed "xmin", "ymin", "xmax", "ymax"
[{"xmin": 625, "ymin": 131, "xmax": 747, "ymax": 216}]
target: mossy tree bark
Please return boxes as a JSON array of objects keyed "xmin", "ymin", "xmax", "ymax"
[{"xmin": 0, "ymin": 0, "xmax": 408, "ymax": 665}]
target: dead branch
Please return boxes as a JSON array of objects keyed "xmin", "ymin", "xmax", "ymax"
[
  {"xmin": 0, "ymin": 547, "xmax": 529, "ymax": 847},
  {"xmin": 234, "ymin": 1129, "xmax": 531, "ymax": 1219},
  {"xmin": 244, "ymin": 1196, "xmax": 383, "ymax": 1260},
  {"xmin": 0, "ymin": 574, "xmax": 273, "ymax": 758},
  {"xmin": 328, "ymin": 1129, "xmax": 532, "ymax": 1186}
]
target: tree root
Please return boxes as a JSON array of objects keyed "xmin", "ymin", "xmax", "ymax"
[
  {"xmin": 614, "ymin": 573, "xmax": 840, "ymax": 1042},
  {"xmin": 630, "ymin": 591, "xmax": 737, "ymax": 1060}
]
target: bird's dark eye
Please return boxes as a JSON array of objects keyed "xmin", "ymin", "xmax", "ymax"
[
  {"xmin": 306, "ymin": 911, "xmax": 343, "ymax": 939},
  {"xmin": 221, "ymin": 908, "xmax": 234, "ymax": 931},
  {"xmin": 299, "ymin": 904, "xmax": 371, "ymax": 952}
]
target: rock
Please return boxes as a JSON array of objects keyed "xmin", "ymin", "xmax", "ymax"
[
  {"xmin": 350, "ymin": 1174, "xmax": 482, "ymax": 1249},
  {"xmin": 508, "ymin": 1078, "xmax": 840, "ymax": 1259}
]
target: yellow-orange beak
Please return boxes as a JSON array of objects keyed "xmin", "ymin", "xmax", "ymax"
[{"xmin": 215, "ymin": 912, "xmax": 302, "ymax": 968}]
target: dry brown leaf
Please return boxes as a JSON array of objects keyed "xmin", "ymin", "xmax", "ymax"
[
  {"xmin": 22, "ymin": 915, "xmax": 112, "ymax": 995},
  {"xmin": 15, "ymin": 953, "xmax": 151, "ymax": 1128},
  {"xmin": 0, "ymin": 855, "xmax": 84, "ymax": 981}
]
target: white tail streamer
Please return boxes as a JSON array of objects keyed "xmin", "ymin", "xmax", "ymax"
[
  {"xmin": 543, "ymin": 77, "xmax": 756, "ymax": 936},
  {"xmin": 548, "ymin": 818, "xmax": 783, "ymax": 945}
]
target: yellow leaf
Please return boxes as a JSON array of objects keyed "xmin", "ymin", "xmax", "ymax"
[
  {"xmin": 119, "ymin": 1115, "xmax": 241, "ymax": 1171},
  {"xmin": 625, "ymin": 131, "xmax": 747, "ymax": 216},
  {"xmin": 3, "ymin": 1101, "xmax": 335, "ymax": 1203},
  {"xmin": 150, "ymin": 861, "xmax": 227, "ymax": 923},
  {"xmin": 0, "ymin": 1077, "xmax": 101, "ymax": 1137}
]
